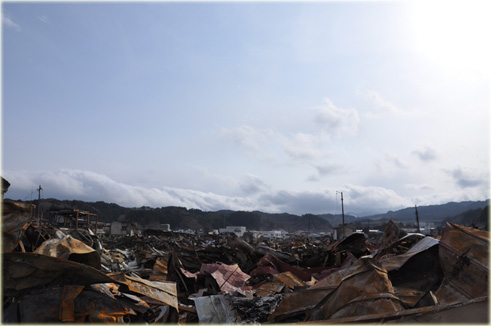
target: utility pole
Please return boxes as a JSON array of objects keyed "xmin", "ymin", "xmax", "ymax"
[
  {"xmin": 37, "ymin": 185, "xmax": 43, "ymax": 224},
  {"xmin": 337, "ymin": 191, "xmax": 345, "ymax": 239},
  {"xmin": 341, "ymin": 192, "xmax": 345, "ymax": 239},
  {"xmin": 415, "ymin": 205, "xmax": 420, "ymax": 233}
]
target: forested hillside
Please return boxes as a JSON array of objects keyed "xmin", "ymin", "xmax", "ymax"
[{"xmin": 9, "ymin": 197, "xmax": 488, "ymax": 232}]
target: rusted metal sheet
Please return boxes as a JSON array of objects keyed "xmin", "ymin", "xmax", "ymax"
[
  {"xmin": 5, "ymin": 286, "xmax": 137, "ymax": 323},
  {"xmin": 392, "ymin": 296, "xmax": 489, "ymax": 324},
  {"xmin": 331, "ymin": 292, "xmax": 405, "ymax": 319},
  {"xmin": 273, "ymin": 271, "xmax": 306, "ymax": 289},
  {"xmin": 201, "ymin": 263, "xmax": 253, "ymax": 297},
  {"xmin": 3, "ymin": 252, "xmax": 115, "ymax": 295},
  {"xmin": 413, "ymin": 290, "xmax": 439, "ymax": 308},
  {"xmin": 34, "ymin": 234, "xmax": 101, "ymax": 269},
  {"xmin": 108, "ymin": 272, "xmax": 179, "ymax": 309},
  {"xmin": 250, "ymin": 253, "xmax": 312, "ymax": 282},
  {"xmin": 268, "ymin": 289, "xmax": 333, "ymax": 322},
  {"xmin": 393, "ymin": 287, "xmax": 426, "ymax": 308},
  {"xmin": 299, "ymin": 296, "xmax": 488, "ymax": 324},
  {"xmin": 308, "ymin": 257, "xmax": 405, "ymax": 321},
  {"xmin": 152, "ymin": 256, "xmax": 168, "ymax": 279},
  {"xmin": 375, "ymin": 233, "xmax": 427, "ymax": 261},
  {"xmin": 254, "ymin": 281, "xmax": 285, "ymax": 296},
  {"xmin": 59, "ymin": 285, "xmax": 84, "ymax": 322},
  {"xmin": 385, "ymin": 244, "xmax": 444, "ymax": 292},
  {"xmin": 438, "ymin": 222, "xmax": 489, "ymax": 301},
  {"xmin": 2, "ymin": 201, "xmax": 35, "ymax": 252},
  {"xmin": 308, "ymin": 256, "xmax": 370, "ymax": 291},
  {"xmin": 434, "ymin": 278, "xmax": 469, "ymax": 305},
  {"xmin": 327, "ymin": 232, "xmax": 369, "ymax": 259},
  {"xmin": 254, "ymin": 244, "xmax": 297, "ymax": 264},
  {"xmin": 379, "ymin": 220, "xmax": 402, "ymax": 249},
  {"xmin": 249, "ymin": 265, "xmax": 280, "ymax": 277}
]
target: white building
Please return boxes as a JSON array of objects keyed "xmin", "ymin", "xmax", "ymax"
[
  {"xmin": 110, "ymin": 221, "xmax": 129, "ymax": 235},
  {"xmin": 333, "ymin": 225, "xmax": 355, "ymax": 241},
  {"xmin": 219, "ymin": 226, "xmax": 246, "ymax": 237},
  {"xmin": 261, "ymin": 230, "xmax": 287, "ymax": 239}
]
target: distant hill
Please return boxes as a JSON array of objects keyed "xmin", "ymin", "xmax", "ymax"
[
  {"xmin": 315, "ymin": 213, "xmax": 357, "ymax": 227},
  {"xmin": 6, "ymin": 198, "xmax": 333, "ymax": 233},
  {"xmin": 358, "ymin": 200, "xmax": 490, "ymax": 225},
  {"xmin": 5, "ymin": 198, "xmax": 488, "ymax": 233},
  {"xmin": 445, "ymin": 205, "xmax": 489, "ymax": 229}
]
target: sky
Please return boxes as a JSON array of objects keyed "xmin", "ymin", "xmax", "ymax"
[{"xmin": 1, "ymin": 0, "xmax": 490, "ymax": 216}]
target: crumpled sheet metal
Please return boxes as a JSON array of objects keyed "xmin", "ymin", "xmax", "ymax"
[
  {"xmin": 267, "ymin": 289, "xmax": 333, "ymax": 322},
  {"xmin": 308, "ymin": 257, "xmax": 405, "ymax": 321},
  {"xmin": 254, "ymin": 244, "xmax": 297, "ymax": 264},
  {"xmin": 438, "ymin": 222, "xmax": 489, "ymax": 302},
  {"xmin": 379, "ymin": 220, "xmax": 402, "ymax": 249},
  {"xmin": 299, "ymin": 296, "xmax": 488, "ymax": 324},
  {"xmin": 194, "ymin": 294, "xmax": 240, "ymax": 324},
  {"xmin": 250, "ymin": 253, "xmax": 313, "ymax": 282},
  {"xmin": 406, "ymin": 236, "xmax": 439, "ymax": 254},
  {"xmin": 253, "ymin": 281, "xmax": 285, "ymax": 296},
  {"xmin": 59, "ymin": 284, "xmax": 85, "ymax": 322},
  {"xmin": 374, "ymin": 233, "xmax": 425, "ymax": 260},
  {"xmin": 2, "ymin": 201, "xmax": 35, "ymax": 252},
  {"xmin": 393, "ymin": 287, "xmax": 427, "ymax": 308},
  {"xmin": 273, "ymin": 271, "xmax": 306, "ymax": 289},
  {"xmin": 202, "ymin": 263, "xmax": 253, "ymax": 297},
  {"xmin": 34, "ymin": 234, "xmax": 101, "ymax": 270},
  {"xmin": 4, "ymin": 285, "xmax": 137, "ymax": 323},
  {"xmin": 328, "ymin": 232, "xmax": 369, "ymax": 258},
  {"xmin": 308, "ymin": 256, "xmax": 371, "ymax": 291},
  {"xmin": 109, "ymin": 272, "xmax": 179, "ymax": 310},
  {"xmin": 378, "ymin": 237, "xmax": 439, "ymax": 272},
  {"xmin": 3, "ymin": 252, "xmax": 115, "ymax": 295},
  {"xmin": 384, "ymin": 243, "xmax": 444, "ymax": 293}
]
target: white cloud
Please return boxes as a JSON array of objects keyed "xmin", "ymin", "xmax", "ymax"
[
  {"xmin": 38, "ymin": 15, "xmax": 49, "ymax": 23},
  {"xmin": 307, "ymin": 163, "xmax": 345, "ymax": 181},
  {"xmin": 3, "ymin": 169, "xmax": 255, "ymax": 211},
  {"xmin": 385, "ymin": 152, "xmax": 409, "ymax": 169},
  {"xmin": 404, "ymin": 183, "xmax": 434, "ymax": 191},
  {"xmin": 447, "ymin": 167, "xmax": 489, "ymax": 189},
  {"xmin": 412, "ymin": 147, "xmax": 439, "ymax": 162},
  {"xmin": 240, "ymin": 174, "xmax": 270, "ymax": 195},
  {"xmin": 3, "ymin": 168, "xmax": 488, "ymax": 216},
  {"xmin": 2, "ymin": 13, "xmax": 21, "ymax": 31},
  {"xmin": 411, "ymin": 188, "xmax": 490, "ymax": 207},
  {"xmin": 314, "ymin": 98, "xmax": 360, "ymax": 137},
  {"xmin": 364, "ymin": 90, "xmax": 401, "ymax": 114},
  {"xmin": 221, "ymin": 125, "xmax": 268, "ymax": 150},
  {"xmin": 341, "ymin": 184, "xmax": 412, "ymax": 215},
  {"xmin": 283, "ymin": 132, "xmax": 323, "ymax": 161}
]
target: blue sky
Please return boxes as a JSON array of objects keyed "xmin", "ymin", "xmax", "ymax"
[{"xmin": 2, "ymin": 1, "xmax": 490, "ymax": 216}]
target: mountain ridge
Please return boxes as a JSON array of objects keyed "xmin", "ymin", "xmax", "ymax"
[{"xmin": 5, "ymin": 197, "xmax": 489, "ymax": 232}]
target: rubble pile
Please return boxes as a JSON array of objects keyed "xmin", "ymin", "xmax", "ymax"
[{"xmin": 2, "ymin": 200, "xmax": 489, "ymax": 324}]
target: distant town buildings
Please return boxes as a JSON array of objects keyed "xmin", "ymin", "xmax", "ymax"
[
  {"xmin": 260, "ymin": 230, "xmax": 287, "ymax": 239},
  {"xmin": 219, "ymin": 226, "xmax": 247, "ymax": 237},
  {"xmin": 333, "ymin": 224, "xmax": 355, "ymax": 240}
]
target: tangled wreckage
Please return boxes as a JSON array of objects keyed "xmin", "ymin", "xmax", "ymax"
[{"xmin": 2, "ymin": 200, "xmax": 489, "ymax": 324}]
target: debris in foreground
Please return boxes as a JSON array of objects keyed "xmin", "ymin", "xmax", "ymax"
[{"xmin": 2, "ymin": 200, "xmax": 489, "ymax": 324}]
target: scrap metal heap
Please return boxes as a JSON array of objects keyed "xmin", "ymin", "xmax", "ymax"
[{"xmin": 2, "ymin": 200, "xmax": 489, "ymax": 324}]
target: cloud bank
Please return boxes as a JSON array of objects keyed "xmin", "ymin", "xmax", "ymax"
[{"xmin": 5, "ymin": 168, "xmax": 487, "ymax": 217}]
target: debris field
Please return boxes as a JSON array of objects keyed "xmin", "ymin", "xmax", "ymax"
[{"xmin": 2, "ymin": 200, "xmax": 489, "ymax": 323}]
